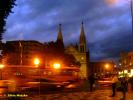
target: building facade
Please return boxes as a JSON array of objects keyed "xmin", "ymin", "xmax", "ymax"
[
  {"xmin": 119, "ymin": 51, "xmax": 133, "ymax": 77},
  {"xmin": 90, "ymin": 62, "xmax": 115, "ymax": 77},
  {"xmin": 2, "ymin": 40, "xmax": 44, "ymax": 66},
  {"xmin": 56, "ymin": 22, "xmax": 89, "ymax": 79}
]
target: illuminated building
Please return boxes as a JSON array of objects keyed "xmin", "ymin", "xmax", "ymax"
[
  {"xmin": 90, "ymin": 62, "xmax": 115, "ymax": 77},
  {"xmin": 119, "ymin": 52, "xmax": 133, "ymax": 77},
  {"xmin": 57, "ymin": 22, "xmax": 90, "ymax": 79}
]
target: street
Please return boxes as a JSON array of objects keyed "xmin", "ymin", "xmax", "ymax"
[
  {"xmin": 0, "ymin": 80, "xmax": 133, "ymax": 100},
  {"xmin": 3, "ymin": 89, "xmax": 132, "ymax": 100}
]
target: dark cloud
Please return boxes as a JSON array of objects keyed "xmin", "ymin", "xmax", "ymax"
[{"xmin": 89, "ymin": 28, "xmax": 133, "ymax": 60}]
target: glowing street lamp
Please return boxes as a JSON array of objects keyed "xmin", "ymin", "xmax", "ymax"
[
  {"xmin": 34, "ymin": 58, "xmax": 40, "ymax": 67},
  {"xmin": 105, "ymin": 64, "xmax": 109, "ymax": 69},
  {"xmin": 53, "ymin": 63, "xmax": 61, "ymax": 69},
  {"xmin": 104, "ymin": 64, "xmax": 110, "ymax": 76},
  {"xmin": 33, "ymin": 58, "xmax": 40, "ymax": 95},
  {"xmin": 0, "ymin": 64, "xmax": 4, "ymax": 80},
  {"xmin": 0, "ymin": 64, "xmax": 4, "ymax": 69}
]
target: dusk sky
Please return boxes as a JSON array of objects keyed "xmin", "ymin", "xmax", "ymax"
[{"xmin": 4, "ymin": 0, "xmax": 133, "ymax": 61}]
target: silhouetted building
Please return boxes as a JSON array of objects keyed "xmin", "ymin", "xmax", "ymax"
[{"xmin": 2, "ymin": 40, "xmax": 44, "ymax": 66}]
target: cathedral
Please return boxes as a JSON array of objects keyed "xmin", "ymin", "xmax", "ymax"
[
  {"xmin": 56, "ymin": 22, "xmax": 90, "ymax": 79},
  {"xmin": 2, "ymin": 22, "xmax": 90, "ymax": 80}
]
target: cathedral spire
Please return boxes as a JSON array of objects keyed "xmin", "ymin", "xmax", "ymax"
[
  {"xmin": 80, "ymin": 21, "xmax": 86, "ymax": 44},
  {"xmin": 79, "ymin": 21, "xmax": 86, "ymax": 52},
  {"xmin": 56, "ymin": 24, "xmax": 64, "ymax": 49},
  {"xmin": 57, "ymin": 24, "xmax": 63, "ymax": 41}
]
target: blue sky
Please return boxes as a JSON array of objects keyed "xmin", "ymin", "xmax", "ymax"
[{"xmin": 4, "ymin": 0, "xmax": 133, "ymax": 61}]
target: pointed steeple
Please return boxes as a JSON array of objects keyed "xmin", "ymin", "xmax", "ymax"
[
  {"xmin": 80, "ymin": 22, "xmax": 86, "ymax": 44},
  {"xmin": 79, "ymin": 22, "xmax": 86, "ymax": 52},
  {"xmin": 57, "ymin": 24, "xmax": 63, "ymax": 42},
  {"xmin": 56, "ymin": 24, "xmax": 64, "ymax": 49}
]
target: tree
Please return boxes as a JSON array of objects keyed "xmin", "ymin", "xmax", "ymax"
[
  {"xmin": 0, "ymin": 0, "xmax": 16, "ymax": 41},
  {"xmin": 64, "ymin": 53, "xmax": 81, "ymax": 67},
  {"xmin": 43, "ymin": 41, "xmax": 80, "ymax": 67}
]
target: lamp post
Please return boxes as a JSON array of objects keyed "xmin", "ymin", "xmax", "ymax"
[
  {"xmin": 19, "ymin": 41, "xmax": 22, "ymax": 65},
  {"xmin": 107, "ymin": 0, "xmax": 133, "ymax": 34},
  {"xmin": 130, "ymin": 0, "xmax": 133, "ymax": 34},
  {"xmin": 0, "ymin": 64, "xmax": 4, "ymax": 80},
  {"xmin": 34, "ymin": 58, "xmax": 40, "ymax": 95},
  {"xmin": 53, "ymin": 63, "xmax": 61, "ymax": 74},
  {"xmin": 34, "ymin": 58, "xmax": 40, "ymax": 68},
  {"xmin": 105, "ymin": 64, "xmax": 110, "ymax": 77}
]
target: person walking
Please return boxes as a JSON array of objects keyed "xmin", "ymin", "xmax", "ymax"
[
  {"xmin": 110, "ymin": 75, "xmax": 118, "ymax": 97},
  {"xmin": 120, "ymin": 77, "xmax": 128, "ymax": 100},
  {"xmin": 88, "ymin": 74, "xmax": 95, "ymax": 92}
]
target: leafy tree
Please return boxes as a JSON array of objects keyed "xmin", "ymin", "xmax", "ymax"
[
  {"xmin": 64, "ymin": 53, "xmax": 81, "ymax": 67},
  {"xmin": 0, "ymin": 0, "xmax": 16, "ymax": 41}
]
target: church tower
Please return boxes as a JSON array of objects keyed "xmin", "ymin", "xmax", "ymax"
[
  {"xmin": 78, "ymin": 22, "xmax": 88, "ymax": 79},
  {"xmin": 56, "ymin": 24, "xmax": 64, "ymax": 50},
  {"xmin": 65, "ymin": 22, "xmax": 89, "ymax": 79},
  {"xmin": 79, "ymin": 22, "xmax": 86, "ymax": 53}
]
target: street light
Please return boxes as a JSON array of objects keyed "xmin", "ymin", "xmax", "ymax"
[
  {"xmin": 19, "ymin": 41, "xmax": 23, "ymax": 65},
  {"xmin": 33, "ymin": 58, "xmax": 40, "ymax": 95},
  {"xmin": 105, "ymin": 64, "xmax": 109, "ymax": 69},
  {"xmin": 123, "ymin": 0, "xmax": 133, "ymax": 34},
  {"xmin": 104, "ymin": 64, "xmax": 110, "ymax": 76},
  {"xmin": 0, "ymin": 64, "xmax": 4, "ymax": 69},
  {"xmin": 130, "ymin": 0, "xmax": 133, "ymax": 34},
  {"xmin": 34, "ymin": 58, "xmax": 40, "ymax": 68},
  {"xmin": 53, "ymin": 63, "xmax": 61, "ymax": 69},
  {"xmin": 0, "ymin": 64, "xmax": 4, "ymax": 80}
]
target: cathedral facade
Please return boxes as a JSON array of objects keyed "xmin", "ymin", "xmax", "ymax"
[{"xmin": 56, "ymin": 22, "xmax": 89, "ymax": 79}]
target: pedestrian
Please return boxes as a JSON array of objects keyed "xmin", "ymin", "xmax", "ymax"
[
  {"xmin": 120, "ymin": 77, "xmax": 128, "ymax": 100},
  {"xmin": 88, "ymin": 74, "xmax": 95, "ymax": 92},
  {"xmin": 110, "ymin": 75, "xmax": 118, "ymax": 97}
]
